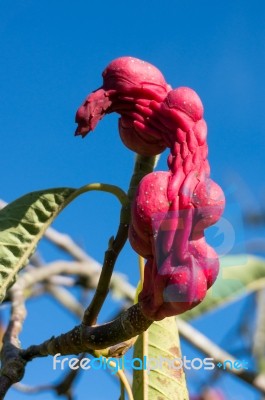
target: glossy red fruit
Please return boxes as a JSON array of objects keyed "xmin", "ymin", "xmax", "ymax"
[
  {"xmin": 75, "ymin": 57, "xmax": 170, "ymax": 156},
  {"xmin": 75, "ymin": 57, "xmax": 225, "ymax": 321}
]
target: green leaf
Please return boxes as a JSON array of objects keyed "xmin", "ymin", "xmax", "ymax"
[
  {"xmin": 253, "ymin": 288, "xmax": 265, "ymax": 372},
  {"xmin": 0, "ymin": 188, "xmax": 75, "ymax": 302},
  {"xmin": 132, "ymin": 317, "xmax": 189, "ymax": 400},
  {"xmin": 182, "ymin": 254, "xmax": 265, "ymax": 321},
  {"xmin": 0, "ymin": 183, "xmax": 128, "ymax": 303}
]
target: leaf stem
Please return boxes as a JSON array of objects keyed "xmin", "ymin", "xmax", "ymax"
[
  {"xmin": 73, "ymin": 183, "xmax": 129, "ymax": 207},
  {"xmin": 110, "ymin": 359, "xmax": 134, "ymax": 400},
  {"xmin": 138, "ymin": 256, "xmax": 145, "ymax": 286}
]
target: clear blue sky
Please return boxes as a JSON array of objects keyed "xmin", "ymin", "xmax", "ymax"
[{"xmin": 1, "ymin": 1, "xmax": 265, "ymax": 399}]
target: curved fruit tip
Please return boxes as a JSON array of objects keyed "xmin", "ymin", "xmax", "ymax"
[{"xmin": 75, "ymin": 88, "xmax": 112, "ymax": 137}]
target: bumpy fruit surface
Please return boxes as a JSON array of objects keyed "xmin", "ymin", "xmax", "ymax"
[
  {"xmin": 75, "ymin": 57, "xmax": 225, "ymax": 321},
  {"xmin": 75, "ymin": 56, "xmax": 171, "ymax": 156}
]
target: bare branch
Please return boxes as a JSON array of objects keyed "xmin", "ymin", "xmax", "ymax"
[
  {"xmin": 55, "ymin": 354, "xmax": 84, "ymax": 398},
  {"xmin": 22, "ymin": 303, "xmax": 152, "ymax": 359},
  {"xmin": 0, "ymin": 283, "xmax": 27, "ymax": 399},
  {"xmin": 15, "ymin": 260, "xmax": 135, "ymax": 303},
  {"xmin": 44, "ymin": 227, "xmax": 93, "ymax": 262},
  {"xmin": 177, "ymin": 317, "xmax": 265, "ymax": 394},
  {"xmin": 14, "ymin": 382, "xmax": 53, "ymax": 394},
  {"xmin": 46, "ymin": 284, "xmax": 84, "ymax": 318}
]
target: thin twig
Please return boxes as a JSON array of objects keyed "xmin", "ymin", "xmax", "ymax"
[
  {"xmin": 14, "ymin": 382, "xmax": 53, "ymax": 394},
  {"xmin": 46, "ymin": 284, "xmax": 84, "ymax": 319},
  {"xmin": 14, "ymin": 355, "xmax": 85, "ymax": 399},
  {"xmin": 55, "ymin": 353, "xmax": 85, "ymax": 398},
  {"xmin": 82, "ymin": 155, "xmax": 158, "ymax": 326},
  {"xmin": 44, "ymin": 227, "xmax": 94, "ymax": 262},
  {"xmin": 177, "ymin": 317, "xmax": 265, "ymax": 394},
  {"xmin": 0, "ymin": 283, "xmax": 27, "ymax": 399},
  {"xmin": 110, "ymin": 360, "xmax": 134, "ymax": 400},
  {"xmin": 17, "ymin": 260, "xmax": 135, "ymax": 303},
  {"xmin": 47, "ymin": 275, "xmax": 76, "ymax": 287}
]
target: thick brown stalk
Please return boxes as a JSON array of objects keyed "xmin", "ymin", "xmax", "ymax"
[{"xmin": 22, "ymin": 303, "xmax": 152, "ymax": 360}]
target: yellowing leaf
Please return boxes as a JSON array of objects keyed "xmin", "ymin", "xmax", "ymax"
[{"xmin": 132, "ymin": 317, "xmax": 188, "ymax": 400}]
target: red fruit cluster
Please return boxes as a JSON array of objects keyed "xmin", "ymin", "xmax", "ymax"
[
  {"xmin": 75, "ymin": 57, "xmax": 171, "ymax": 156},
  {"xmin": 75, "ymin": 56, "xmax": 225, "ymax": 321}
]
